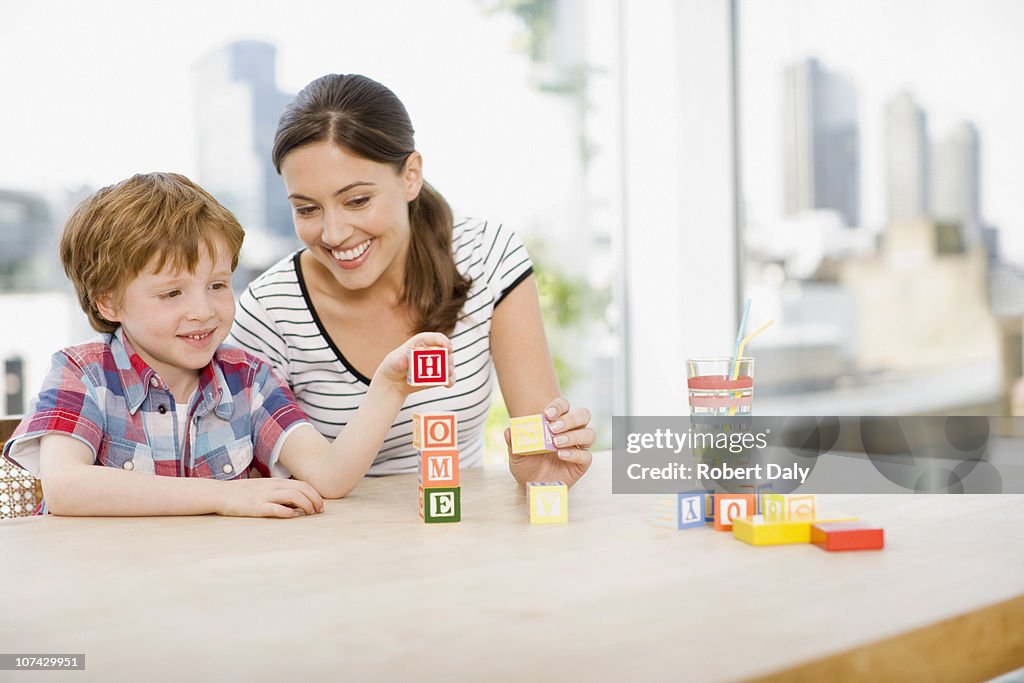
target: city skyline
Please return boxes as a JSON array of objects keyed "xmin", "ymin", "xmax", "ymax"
[{"xmin": 740, "ymin": 0, "xmax": 1024, "ymax": 264}]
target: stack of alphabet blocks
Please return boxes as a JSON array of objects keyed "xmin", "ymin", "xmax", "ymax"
[
  {"xmin": 510, "ymin": 414, "xmax": 568, "ymax": 524},
  {"xmin": 408, "ymin": 346, "xmax": 461, "ymax": 524},
  {"xmin": 652, "ymin": 491, "xmax": 884, "ymax": 551},
  {"xmin": 414, "ymin": 411, "xmax": 460, "ymax": 523}
]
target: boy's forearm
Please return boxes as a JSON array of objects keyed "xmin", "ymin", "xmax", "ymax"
[
  {"xmin": 43, "ymin": 464, "xmax": 225, "ymax": 516},
  {"xmin": 312, "ymin": 381, "xmax": 408, "ymax": 498}
]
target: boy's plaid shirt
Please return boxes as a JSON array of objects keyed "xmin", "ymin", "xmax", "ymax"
[{"xmin": 3, "ymin": 328, "xmax": 311, "ymax": 484}]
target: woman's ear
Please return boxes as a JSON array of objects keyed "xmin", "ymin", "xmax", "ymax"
[
  {"xmin": 403, "ymin": 151, "xmax": 424, "ymax": 202},
  {"xmin": 95, "ymin": 293, "xmax": 121, "ymax": 323}
]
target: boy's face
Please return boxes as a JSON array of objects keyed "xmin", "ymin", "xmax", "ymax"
[{"xmin": 98, "ymin": 242, "xmax": 235, "ymax": 390}]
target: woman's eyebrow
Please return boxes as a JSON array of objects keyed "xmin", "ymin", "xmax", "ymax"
[{"xmin": 288, "ymin": 182, "xmax": 376, "ymax": 201}]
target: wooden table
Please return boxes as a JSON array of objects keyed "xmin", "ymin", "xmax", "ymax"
[{"xmin": 1, "ymin": 455, "xmax": 1022, "ymax": 682}]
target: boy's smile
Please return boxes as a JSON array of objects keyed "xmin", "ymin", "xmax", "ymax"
[{"xmin": 97, "ymin": 242, "xmax": 235, "ymax": 402}]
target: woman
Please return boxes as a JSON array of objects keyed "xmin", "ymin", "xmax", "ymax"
[{"xmin": 230, "ymin": 73, "xmax": 594, "ymax": 488}]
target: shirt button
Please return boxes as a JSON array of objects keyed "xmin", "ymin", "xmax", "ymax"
[
  {"xmin": 150, "ymin": 377, "xmax": 159, "ymax": 388},
  {"xmin": 222, "ymin": 464, "xmax": 233, "ymax": 474},
  {"xmin": 158, "ymin": 405, "xmax": 167, "ymax": 414},
  {"xmin": 123, "ymin": 461, "xmax": 134, "ymax": 471}
]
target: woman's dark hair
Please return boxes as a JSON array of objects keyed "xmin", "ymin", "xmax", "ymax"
[{"xmin": 273, "ymin": 74, "xmax": 471, "ymax": 335}]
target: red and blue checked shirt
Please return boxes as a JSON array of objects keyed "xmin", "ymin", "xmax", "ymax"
[{"xmin": 3, "ymin": 328, "xmax": 311, "ymax": 493}]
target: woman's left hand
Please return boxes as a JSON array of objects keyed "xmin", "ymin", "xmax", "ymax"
[{"xmin": 506, "ymin": 397, "xmax": 594, "ymax": 488}]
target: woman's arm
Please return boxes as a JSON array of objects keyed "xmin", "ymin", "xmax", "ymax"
[{"xmin": 490, "ymin": 275, "xmax": 594, "ymax": 486}]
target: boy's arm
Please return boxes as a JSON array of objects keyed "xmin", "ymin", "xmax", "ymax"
[
  {"xmin": 39, "ymin": 434, "xmax": 322, "ymax": 517},
  {"xmin": 277, "ymin": 333, "xmax": 454, "ymax": 499}
]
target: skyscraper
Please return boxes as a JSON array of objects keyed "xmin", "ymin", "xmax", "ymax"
[
  {"xmin": 931, "ymin": 121, "xmax": 981, "ymax": 248},
  {"xmin": 885, "ymin": 91, "xmax": 929, "ymax": 223},
  {"xmin": 193, "ymin": 41, "xmax": 294, "ymax": 243},
  {"xmin": 783, "ymin": 58, "xmax": 860, "ymax": 227}
]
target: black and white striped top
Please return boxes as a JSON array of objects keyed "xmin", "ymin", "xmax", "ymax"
[{"xmin": 228, "ymin": 218, "xmax": 534, "ymax": 475}]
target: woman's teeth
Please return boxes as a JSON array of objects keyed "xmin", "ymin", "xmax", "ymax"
[{"xmin": 331, "ymin": 240, "xmax": 372, "ymax": 261}]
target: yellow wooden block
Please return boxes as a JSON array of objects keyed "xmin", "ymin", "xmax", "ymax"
[
  {"xmin": 763, "ymin": 493, "xmax": 787, "ymax": 522},
  {"xmin": 732, "ymin": 511, "xmax": 859, "ymax": 546},
  {"xmin": 510, "ymin": 414, "xmax": 556, "ymax": 455},
  {"xmin": 528, "ymin": 482, "xmax": 568, "ymax": 524},
  {"xmin": 732, "ymin": 516, "xmax": 811, "ymax": 545},
  {"xmin": 813, "ymin": 511, "xmax": 859, "ymax": 524}
]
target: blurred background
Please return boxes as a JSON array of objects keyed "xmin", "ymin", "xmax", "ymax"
[{"xmin": 1, "ymin": 0, "xmax": 1021, "ymax": 451}]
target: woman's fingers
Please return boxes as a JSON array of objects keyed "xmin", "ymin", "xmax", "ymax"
[
  {"xmin": 552, "ymin": 426, "xmax": 596, "ymax": 450},
  {"xmin": 548, "ymin": 406, "xmax": 593, "ymax": 437},
  {"xmin": 556, "ymin": 447, "xmax": 593, "ymax": 467},
  {"xmin": 544, "ymin": 397, "xmax": 571, "ymax": 420}
]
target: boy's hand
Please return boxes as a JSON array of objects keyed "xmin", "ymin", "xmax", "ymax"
[
  {"xmin": 506, "ymin": 397, "xmax": 594, "ymax": 488},
  {"xmin": 374, "ymin": 332, "xmax": 456, "ymax": 394},
  {"xmin": 219, "ymin": 478, "xmax": 325, "ymax": 518}
]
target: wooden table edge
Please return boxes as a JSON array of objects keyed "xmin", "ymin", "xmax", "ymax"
[{"xmin": 745, "ymin": 593, "xmax": 1024, "ymax": 683}]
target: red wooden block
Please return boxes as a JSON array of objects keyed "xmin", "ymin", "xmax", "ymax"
[
  {"xmin": 408, "ymin": 347, "xmax": 449, "ymax": 386},
  {"xmin": 713, "ymin": 494, "xmax": 756, "ymax": 531},
  {"xmin": 811, "ymin": 521, "xmax": 885, "ymax": 551}
]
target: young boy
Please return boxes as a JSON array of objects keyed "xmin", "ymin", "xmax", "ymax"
[{"xmin": 2, "ymin": 172, "xmax": 452, "ymax": 517}]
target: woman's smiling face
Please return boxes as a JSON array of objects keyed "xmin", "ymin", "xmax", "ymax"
[{"xmin": 282, "ymin": 141, "xmax": 423, "ymax": 295}]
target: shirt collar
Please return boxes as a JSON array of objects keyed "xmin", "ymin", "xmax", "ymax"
[{"xmin": 111, "ymin": 327, "xmax": 234, "ymax": 419}]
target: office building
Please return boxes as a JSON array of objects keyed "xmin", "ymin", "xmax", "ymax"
[{"xmin": 783, "ymin": 58, "xmax": 860, "ymax": 227}]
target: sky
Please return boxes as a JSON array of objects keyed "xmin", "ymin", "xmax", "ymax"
[
  {"xmin": 0, "ymin": 0, "xmax": 576, "ymax": 229},
  {"xmin": 740, "ymin": 0, "xmax": 1024, "ymax": 263},
  {"xmin": 2, "ymin": 0, "xmax": 1021, "ymax": 261}
]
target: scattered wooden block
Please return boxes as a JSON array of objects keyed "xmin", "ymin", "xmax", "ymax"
[
  {"xmin": 705, "ymin": 493, "xmax": 715, "ymax": 523},
  {"xmin": 763, "ymin": 493, "xmax": 787, "ymax": 522},
  {"xmin": 732, "ymin": 516, "xmax": 811, "ymax": 545},
  {"xmin": 762, "ymin": 493, "xmax": 817, "ymax": 522},
  {"xmin": 756, "ymin": 484, "xmax": 773, "ymax": 514},
  {"xmin": 419, "ymin": 449, "xmax": 459, "ymax": 488},
  {"xmin": 419, "ymin": 485, "xmax": 461, "ymax": 523},
  {"xmin": 510, "ymin": 414, "xmax": 556, "ymax": 456},
  {"xmin": 651, "ymin": 491, "xmax": 705, "ymax": 529},
  {"xmin": 732, "ymin": 511, "xmax": 860, "ymax": 546},
  {"xmin": 408, "ymin": 347, "xmax": 449, "ymax": 386},
  {"xmin": 713, "ymin": 493, "xmax": 756, "ymax": 531},
  {"xmin": 528, "ymin": 481, "xmax": 568, "ymax": 524},
  {"xmin": 786, "ymin": 494, "xmax": 817, "ymax": 522},
  {"xmin": 811, "ymin": 521, "xmax": 884, "ymax": 551},
  {"xmin": 412, "ymin": 412, "xmax": 458, "ymax": 450}
]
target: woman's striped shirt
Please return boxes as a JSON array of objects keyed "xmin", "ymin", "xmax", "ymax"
[{"xmin": 228, "ymin": 218, "xmax": 533, "ymax": 475}]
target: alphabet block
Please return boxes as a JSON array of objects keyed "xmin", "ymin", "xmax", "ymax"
[
  {"xmin": 418, "ymin": 449, "xmax": 460, "ymax": 487},
  {"xmin": 714, "ymin": 493, "xmax": 756, "ymax": 531},
  {"xmin": 510, "ymin": 414, "xmax": 556, "ymax": 456},
  {"xmin": 412, "ymin": 412, "xmax": 457, "ymax": 450},
  {"xmin": 763, "ymin": 493, "xmax": 817, "ymax": 522},
  {"xmin": 763, "ymin": 493, "xmax": 786, "ymax": 522},
  {"xmin": 811, "ymin": 521, "xmax": 884, "ymax": 551},
  {"xmin": 419, "ymin": 485, "xmax": 461, "ymax": 523},
  {"xmin": 786, "ymin": 494, "xmax": 817, "ymax": 521},
  {"xmin": 408, "ymin": 347, "xmax": 449, "ymax": 386},
  {"xmin": 527, "ymin": 481, "xmax": 568, "ymax": 524},
  {"xmin": 651, "ymin": 491, "xmax": 705, "ymax": 530},
  {"xmin": 756, "ymin": 483, "xmax": 773, "ymax": 514}
]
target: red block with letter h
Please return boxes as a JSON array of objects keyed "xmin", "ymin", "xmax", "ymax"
[{"xmin": 408, "ymin": 347, "xmax": 449, "ymax": 386}]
